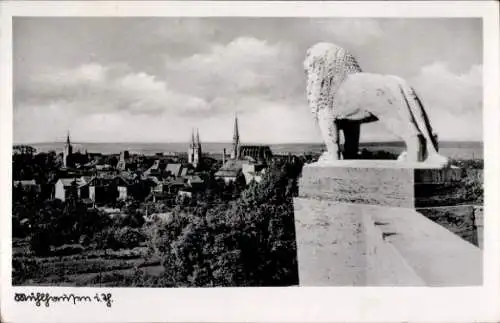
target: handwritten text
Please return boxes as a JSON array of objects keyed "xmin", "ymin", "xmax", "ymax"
[{"xmin": 14, "ymin": 292, "xmax": 113, "ymax": 308}]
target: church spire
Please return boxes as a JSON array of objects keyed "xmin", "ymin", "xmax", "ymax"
[
  {"xmin": 231, "ymin": 113, "xmax": 240, "ymax": 159},
  {"xmin": 196, "ymin": 128, "xmax": 201, "ymax": 147},
  {"xmin": 190, "ymin": 128, "xmax": 196, "ymax": 148},
  {"xmin": 233, "ymin": 114, "xmax": 240, "ymax": 143},
  {"xmin": 63, "ymin": 130, "xmax": 73, "ymax": 168}
]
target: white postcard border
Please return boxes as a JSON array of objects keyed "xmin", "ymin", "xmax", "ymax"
[{"xmin": 1, "ymin": 1, "xmax": 499, "ymax": 322}]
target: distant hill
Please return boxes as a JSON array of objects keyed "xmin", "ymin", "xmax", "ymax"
[{"xmin": 16, "ymin": 140, "xmax": 483, "ymax": 160}]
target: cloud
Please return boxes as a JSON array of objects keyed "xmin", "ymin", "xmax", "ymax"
[
  {"xmin": 410, "ymin": 62, "xmax": 483, "ymax": 140},
  {"xmin": 163, "ymin": 37, "xmax": 303, "ymax": 115},
  {"xmin": 309, "ymin": 19, "xmax": 383, "ymax": 46},
  {"xmin": 17, "ymin": 63, "xmax": 211, "ymax": 117}
]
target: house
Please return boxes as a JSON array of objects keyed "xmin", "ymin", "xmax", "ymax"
[
  {"xmin": 272, "ymin": 153, "xmax": 299, "ymax": 164},
  {"xmin": 117, "ymin": 183, "xmax": 128, "ymax": 200},
  {"xmin": 178, "ymin": 187, "xmax": 193, "ymax": 199},
  {"xmin": 114, "ymin": 174, "xmax": 139, "ymax": 200},
  {"xmin": 13, "ymin": 180, "xmax": 40, "ymax": 192},
  {"xmin": 83, "ymin": 159, "xmax": 99, "ymax": 169},
  {"xmin": 185, "ymin": 175, "xmax": 205, "ymax": 190},
  {"xmin": 87, "ymin": 175, "xmax": 130, "ymax": 205},
  {"xmin": 143, "ymin": 159, "xmax": 164, "ymax": 177},
  {"xmin": 77, "ymin": 176, "xmax": 93, "ymax": 199},
  {"xmin": 54, "ymin": 178, "xmax": 85, "ymax": 201},
  {"xmin": 80, "ymin": 176, "xmax": 92, "ymax": 185},
  {"xmin": 180, "ymin": 168, "xmax": 188, "ymax": 177},
  {"xmin": 166, "ymin": 163, "xmax": 183, "ymax": 177},
  {"xmin": 87, "ymin": 174, "xmax": 118, "ymax": 204},
  {"xmin": 81, "ymin": 198, "xmax": 95, "ymax": 209},
  {"xmin": 215, "ymin": 159, "xmax": 249, "ymax": 184},
  {"xmin": 150, "ymin": 177, "xmax": 185, "ymax": 202},
  {"xmin": 13, "ymin": 145, "xmax": 36, "ymax": 155},
  {"xmin": 153, "ymin": 177, "xmax": 185, "ymax": 194},
  {"xmin": 242, "ymin": 163, "xmax": 267, "ymax": 184},
  {"xmin": 95, "ymin": 164, "xmax": 113, "ymax": 171}
]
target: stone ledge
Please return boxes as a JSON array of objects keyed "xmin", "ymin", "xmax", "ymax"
[
  {"xmin": 373, "ymin": 206, "xmax": 482, "ymax": 286},
  {"xmin": 294, "ymin": 198, "xmax": 482, "ymax": 286}
]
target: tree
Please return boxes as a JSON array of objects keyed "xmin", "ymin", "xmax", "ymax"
[
  {"xmin": 30, "ymin": 226, "xmax": 52, "ymax": 256},
  {"xmin": 151, "ymin": 160, "xmax": 302, "ymax": 287}
]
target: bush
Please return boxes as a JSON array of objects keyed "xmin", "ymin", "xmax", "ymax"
[
  {"xmin": 93, "ymin": 229, "xmax": 118, "ymax": 250},
  {"xmin": 79, "ymin": 234, "xmax": 91, "ymax": 246},
  {"xmin": 94, "ymin": 227, "xmax": 146, "ymax": 251},
  {"xmin": 118, "ymin": 212, "xmax": 145, "ymax": 228},
  {"xmin": 52, "ymin": 244, "xmax": 85, "ymax": 257},
  {"xmin": 114, "ymin": 227, "xmax": 145, "ymax": 249},
  {"xmin": 12, "ymin": 258, "xmax": 40, "ymax": 285},
  {"xmin": 12, "ymin": 216, "xmax": 29, "ymax": 238},
  {"xmin": 30, "ymin": 228, "xmax": 52, "ymax": 256}
]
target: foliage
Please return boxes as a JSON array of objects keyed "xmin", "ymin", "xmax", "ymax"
[
  {"xmin": 12, "ymin": 258, "xmax": 40, "ymax": 285},
  {"xmin": 128, "ymin": 181, "xmax": 155, "ymax": 201},
  {"xmin": 114, "ymin": 227, "xmax": 146, "ymax": 249},
  {"xmin": 451, "ymin": 158, "xmax": 483, "ymax": 170},
  {"xmin": 461, "ymin": 174, "xmax": 484, "ymax": 205},
  {"xmin": 12, "ymin": 150, "xmax": 61, "ymax": 184},
  {"xmin": 79, "ymin": 268, "xmax": 173, "ymax": 287},
  {"xmin": 113, "ymin": 202, "xmax": 145, "ymax": 228},
  {"xmin": 19, "ymin": 193, "xmax": 113, "ymax": 253},
  {"xmin": 95, "ymin": 227, "xmax": 145, "ymax": 250},
  {"xmin": 150, "ymin": 159, "xmax": 303, "ymax": 287},
  {"xmin": 52, "ymin": 244, "xmax": 85, "ymax": 257},
  {"xmin": 30, "ymin": 226, "xmax": 52, "ymax": 256}
]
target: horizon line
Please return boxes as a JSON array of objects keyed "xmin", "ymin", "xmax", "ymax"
[{"xmin": 14, "ymin": 139, "xmax": 484, "ymax": 145}]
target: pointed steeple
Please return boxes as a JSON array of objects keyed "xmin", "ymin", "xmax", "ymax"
[
  {"xmin": 233, "ymin": 114, "xmax": 240, "ymax": 143},
  {"xmin": 190, "ymin": 128, "xmax": 196, "ymax": 148},
  {"xmin": 63, "ymin": 130, "xmax": 73, "ymax": 168},
  {"xmin": 231, "ymin": 113, "xmax": 240, "ymax": 160},
  {"xmin": 196, "ymin": 128, "xmax": 201, "ymax": 147}
]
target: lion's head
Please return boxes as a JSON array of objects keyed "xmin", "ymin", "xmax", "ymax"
[{"xmin": 304, "ymin": 43, "xmax": 362, "ymax": 117}]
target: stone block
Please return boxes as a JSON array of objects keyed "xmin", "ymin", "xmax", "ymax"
[
  {"xmin": 294, "ymin": 199, "xmax": 427, "ymax": 286},
  {"xmin": 293, "ymin": 198, "xmax": 366, "ymax": 285},
  {"xmin": 298, "ymin": 161, "xmax": 463, "ymax": 208}
]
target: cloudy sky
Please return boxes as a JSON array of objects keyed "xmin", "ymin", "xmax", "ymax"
[{"xmin": 13, "ymin": 18, "xmax": 482, "ymax": 143}]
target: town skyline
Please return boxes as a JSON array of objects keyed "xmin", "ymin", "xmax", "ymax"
[{"xmin": 14, "ymin": 17, "xmax": 483, "ymax": 143}]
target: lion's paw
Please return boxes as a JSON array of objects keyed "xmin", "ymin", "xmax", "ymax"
[
  {"xmin": 425, "ymin": 153, "xmax": 451, "ymax": 168},
  {"xmin": 397, "ymin": 151, "xmax": 407, "ymax": 162},
  {"xmin": 317, "ymin": 151, "xmax": 341, "ymax": 164}
]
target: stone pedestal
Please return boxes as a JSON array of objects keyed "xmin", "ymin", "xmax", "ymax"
[{"xmin": 293, "ymin": 161, "xmax": 482, "ymax": 286}]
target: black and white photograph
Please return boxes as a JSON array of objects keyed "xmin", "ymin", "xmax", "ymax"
[
  {"xmin": 8, "ymin": 15, "xmax": 487, "ymax": 287},
  {"xmin": 1, "ymin": 1, "xmax": 499, "ymax": 322}
]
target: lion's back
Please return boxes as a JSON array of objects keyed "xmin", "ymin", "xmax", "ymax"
[{"xmin": 334, "ymin": 73, "xmax": 406, "ymax": 119}]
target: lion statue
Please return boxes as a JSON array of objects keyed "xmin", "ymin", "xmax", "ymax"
[{"xmin": 304, "ymin": 42, "xmax": 450, "ymax": 167}]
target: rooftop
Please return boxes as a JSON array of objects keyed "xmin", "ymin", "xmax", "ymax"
[
  {"xmin": 13, "ymin": 179, "xmax": 37, "ymax": 186},
  {"xmin": 215, "ymin": 159, "xmax": 249, "ymax": 177}
]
